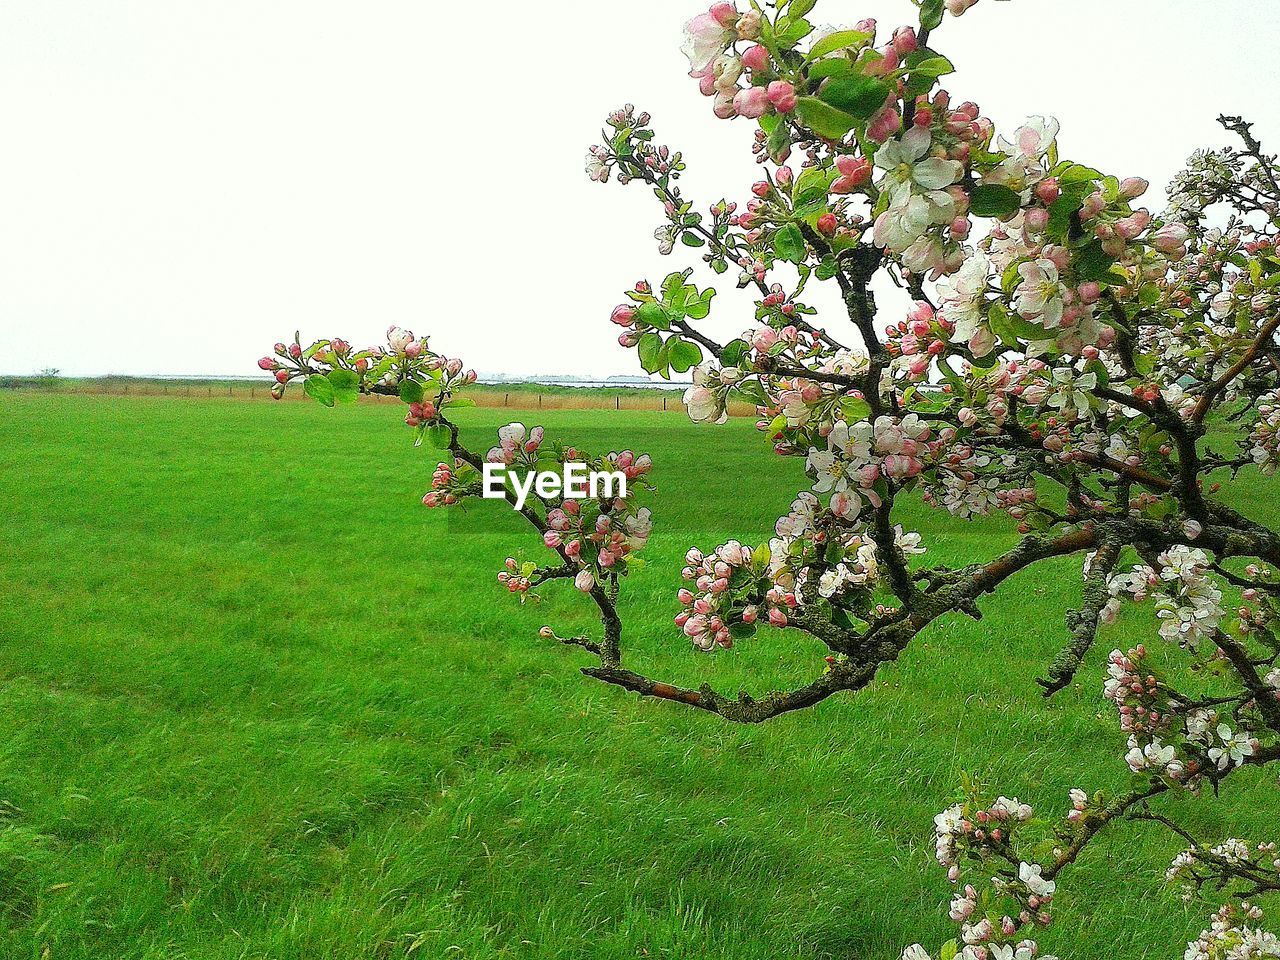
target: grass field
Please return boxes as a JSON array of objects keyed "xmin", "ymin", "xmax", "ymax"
[{"xmin": 0, "ymin": 392, "xmax": 1276, "ymax": 959}]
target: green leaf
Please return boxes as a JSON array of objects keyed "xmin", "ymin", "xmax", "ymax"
[
  {"xmin": 1047, "ymin": 196, "xmax": 1079, "ymax": 242},
  {"xmin": 906, "ymin": 54, "xmax": 954, "ymax": 78},
  {"xmin": 728, "ymin": 621, "xmax": 758, "ymax": 640},
  {"xmin": 773, "ymin": 223, "xmax": 806, "ymax": 264},
  {"xmin": 920, "ymin": 0, "xmax": 944, "ymax": 30},
  {"xmin": 425, "ymin": 424, "xmax": 452, "ymax": 449},
  {"xmin": 444, "ymin": 396, "xmax": 476, "ymax": 408},
  {"xmin": 303, "ymin": 375, "xmax": 335, "ymax": 407},
  {"xmin": 796, "ymin": 96, "xmax": 858, "ymax": 140},
  {"xmin": 634, "ymin": 301, "xmax": 670, "ymax": 331},
  {"xmin": 327, "ymin": 368, "xmax": 360, "ymax": 404},
  {"xmin": 766, "ymin": 119, "xmax": 791, "ymax": 163},
  {"xmin": 940, "ymin": 939, "xmax": 959, "ymax": 960},
  {"xmin": 990, "ymin": 301, "xmax": 1051, "ymax": 341},
  {"xmin": 805, "ymin": 28, "xmax": 872, "ymax": 61},
  {"xmin": 668, "ymin": 338, "xmax": 703, "ymax": 373},
  {"xmin": 1059, "ymin": 163, "xmax": 1103, "ymax": 184},
  {"xmin": 969, "ymin": 183, "xmax": 1022, "ymax": 219},
  {"xmin": 817, "ymin": 74, "xmax": 891, "ymax": 120},
  {"xmin": 720, "ymin": 339, "xmax": 749, "ymax": 366},
  {"xmin": 807, "ymin": 58, "xmax": 851, "ymax": 81},
  {"xmin": 667, "ymin": 282, "xmax": 691, "ymax": 316},
  {"xmin": 839, "ymin": 396, "xmax": 871, "ymax": 423},
  {"xmin": 1072, "ymin": 241, "xmax": 1115, "ymax": 283},
  {"xmin": 399, "ymin": 379, "xmax": 425, "ymax": 404},
  {"xmin": 637, "ymin": 332, "xmax": 664, "ymax": 374},
  {"xmin": 681, "ymin": 231, "xmax": 706, "ymax": 247},
  {"xmin": 685, "ymin": 287, "xmax": 716, "ymax": 320},
  {"xmin": 795, "ymin": 165, "xmax": 835, "ymax": 205},
  {"xmin": 775, "ymin": 16, "xmax": 813, "ymax": 46}
]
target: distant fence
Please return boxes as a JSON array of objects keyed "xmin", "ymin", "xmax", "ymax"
[{"xmin": 1, "ymin": 381, "xmax": 757, "ymax": 416}]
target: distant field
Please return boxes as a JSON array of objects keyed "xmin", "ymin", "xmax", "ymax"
[
  {"xmin": 0, "ymin": 392, "xmax": 1276, "ymax": 959},
  {"xmin": 0, "ymin": 377, "xmax": 733, "ymax": 414}
]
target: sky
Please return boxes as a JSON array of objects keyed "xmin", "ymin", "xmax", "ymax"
[{"xmin": 2, "ymin": 1, "xmax": 1279, "ymax": 379}]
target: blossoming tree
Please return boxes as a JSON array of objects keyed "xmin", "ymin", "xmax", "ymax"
[{"xmin": 260, "ymin": 0, "xmax": 1280, "ymax": 955}]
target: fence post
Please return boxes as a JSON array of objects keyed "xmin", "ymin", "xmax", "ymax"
[
  {"xmin": 615, "ymin": 395, "xmax": 620, "ymax": 410},
  {"xmin": 538, "ymin": 394, "xmax": 542, "ymax": 408},
  {"xmin": 663, "ymin": 397, "xmax": 667, "ymax": 411},
  {"xmin": 504, "ymin": 393, "xmax": 509, "ymax": 407}
]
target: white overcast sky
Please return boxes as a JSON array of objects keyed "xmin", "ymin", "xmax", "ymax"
[{"xmin": 2, "ymin": 1, "xmax": 1278, "ymax": 378}]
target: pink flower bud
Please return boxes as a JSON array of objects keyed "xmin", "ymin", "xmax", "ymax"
[
  {"xmin": 1077, "ymin": 281, "xmax": 1102, "ymax": 304},
  {"xmin": 709, "ymin": 2, "xmax": 738, "ymax": 28},
  {"xmin": 892, "ymin": 26, "xmax": 917, "ymax": 54},
  {"xmin": 741, "ymin": 44, "xmax": 769, "ymax": 72},
  {"xmin": 733, "ymin": 86, "xmax": 770, "ymax": 119},
  {"xmin": 1119, "ymin": 177, "xmax": 1149, "ymax": 200},
  {"xmin": 766, "ymin": 80, "xmax": 796, "ymax": 113},
  {"xmin": 866, "ymin": 105, "xmax": 901, "ymax": 143},
  {"xmin": 1153, "ymin": 223, "xmax": 1189, "ymax": 255},
  {"xmin": 1035, "ymin": 178, "xmax": 1060, "ymax": 204}
]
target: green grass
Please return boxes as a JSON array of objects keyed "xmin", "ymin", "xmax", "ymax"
[{"xmin": 0, "ymin": 392, "xmax": 1275, "ymax": 959}]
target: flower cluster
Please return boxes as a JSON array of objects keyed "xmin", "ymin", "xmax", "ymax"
[
  {"xmin": 1104, "ymin": 645, "xmax": 1172, "ymax": 737},
  {"xmin": 1105, "ymin": 548, "xmax": 1224, "ymax": 648},
  {"xmin": 927, "ymin": 793, "xmax": 1059, "ymax": 960},
  {"xmin": 541, "ymin": 456, "xmax": 654, "ymax": 593},
  {"xmin": 422, "ymin": 458, "xmax": 476, "ymax": 508},
  {"xmin": 1184, "ymin": 903, "xmax": 1280, "ymax": 960},
  {"xmin": 487, "ymin": 422, "xmax": 545, "ymax": 467},
  {"xmin": 676, "ymin": 539, "xmax": 789, "ymax": 649},
  {"xmin": 1167, "ymin": 840, "xmax": 1280, "ymax": 902},
  {"xmin": 805, "ymin": 415, "xmax": 932, "ymax": 519}
]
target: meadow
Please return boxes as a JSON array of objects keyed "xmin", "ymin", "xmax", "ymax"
[{"xmin": 0, "ymin": 391, "xmax": 1276, "ymax": 959}]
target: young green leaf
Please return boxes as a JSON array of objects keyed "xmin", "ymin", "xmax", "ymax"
[
  {"xmin": 399, "ymin": 379, "xmax": 425, "ymax": 404},
  {"xmin": 796, "ymin": 96, "xmax": 858, "ymax": 140},
  {"xmin": 805, "ymin": 28, "xmax": 871, "ymax": 61},
  {"xmin": 817, "ymin": 74, "xmax": 892, "ymax": 120},
  {"xmin": 774, "ymin": 223, "xmax": 807, "ymax": 264},
  {"xmin": 303, "ymin": 375, "xmax": 335, "ymax": 407},
  {"xmin": 327, "ymin": 368, "xmax": 360, "ymax": 404},
  {"xmin": 969, "ymin": 183, "xmax": 1022, "ymax": 219}
]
